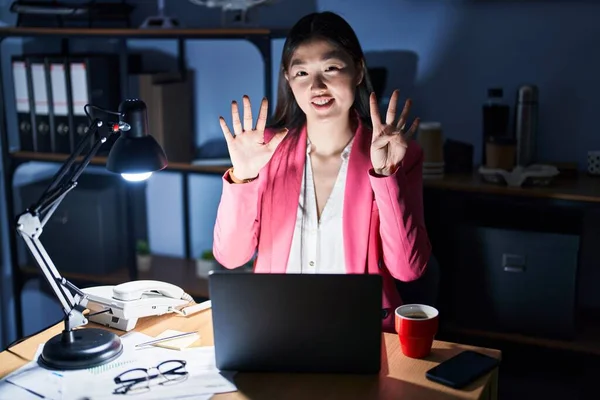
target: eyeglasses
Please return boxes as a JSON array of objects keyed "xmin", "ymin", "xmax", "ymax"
[{"xmin": 113, "ymin": 359, "xmax": 188, "ymax": 395}]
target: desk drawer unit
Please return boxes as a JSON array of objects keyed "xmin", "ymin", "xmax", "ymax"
[{"xmin": 448, "ymin": 225, "xmax": 579, "ymax": 340}]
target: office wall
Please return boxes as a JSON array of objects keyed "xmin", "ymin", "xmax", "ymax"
[{"xmin": 321, "ymin": 0, "xmax": 600, "ymax": 166}]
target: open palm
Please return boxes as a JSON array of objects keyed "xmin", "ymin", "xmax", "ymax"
[
  {"xmin": 369, "ymin": 90, "xmax": 420, "ymax": 176},
  {"xmin": 219, "ymin": 96, "xmax": 287, "ymax": 180}
]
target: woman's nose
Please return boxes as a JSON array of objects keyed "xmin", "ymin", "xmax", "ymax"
[{"xmin": 310, "ymin": 75, "xmax": 327, "ymax": 91}]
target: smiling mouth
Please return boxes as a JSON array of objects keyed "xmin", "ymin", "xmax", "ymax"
[{"xmin": 311, "ymin": 98, "xmax": 334, "ymax": 106}]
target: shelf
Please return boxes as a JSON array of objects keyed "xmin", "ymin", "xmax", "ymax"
[
  {"xmin": 12, "ymin": 151, "xmax": 600, "ymax": 201},
  {"xmin": 442, "ymin": 320, "xmax": 600, "ymax": 356},
  {"xmin": 21, "ymin": 254, "xmax": 211, "ymax": 299},
  {"xmin": 10, "ymin": 151, "xmax": 231, "ymax": 175},
  {"xmin": 0, "ymin": 26, "xmax": 288, "ymax": 40},
  {"xmin": 424, "ymin": 172, "xmax": 600, "ymax": 203},
  {"xmin": 21, "ymin": 264, "xmax": 130, "ymax": 286}
]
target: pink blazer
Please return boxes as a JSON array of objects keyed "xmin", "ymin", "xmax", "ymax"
[{"xmin": 213, "ymin": 116, "xmax": 432, "ymax": 332}]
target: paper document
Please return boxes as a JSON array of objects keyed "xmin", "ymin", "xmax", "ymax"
[
  {"xmin": 0, "ymin": 379, "xmax": 46, "ymax": 400},
  {"xmin": 4, "ymin": 355, "xmax": 63, "ymax": 399},
  {"xmin": 65, "ymin": 343, "xmax": 236, "ymax": 399},
  {"xmin": 0, "ymin": 331, "xmax": 237, "ymax": 400}
]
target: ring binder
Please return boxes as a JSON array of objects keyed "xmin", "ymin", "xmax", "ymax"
[
  {"xmin": 11, "ymin": 56, "xmax": 34, "ymax": 152},
  {"xmin": 47, "ymin": 57, "xmax": 72, "ymax": 154},
  {"xmin": 26, "ymin": 56, "xmax": 53, "ymax": 152}
]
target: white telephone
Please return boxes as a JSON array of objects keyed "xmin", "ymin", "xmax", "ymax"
[{"xmin": 82, "ymin": 280, "xmax": 211, "ymax": 331}]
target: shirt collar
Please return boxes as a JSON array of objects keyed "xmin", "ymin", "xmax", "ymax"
[{"xmin": 306, "ymin": 137, "xmax": 354, "ymax": 161}]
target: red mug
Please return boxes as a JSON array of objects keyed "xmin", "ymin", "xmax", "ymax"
[{"xmin": 395, "ymin": 304, "xmax": 439, "ymax": 358}]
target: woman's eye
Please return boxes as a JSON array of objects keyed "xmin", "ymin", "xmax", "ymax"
[
  {"xmin": 294, "ymin": 71, "xmax": 307, "ymax": 77},
  {"xmin": 326, "ymin": 66, "xmax": 341, "ymax": 72}
]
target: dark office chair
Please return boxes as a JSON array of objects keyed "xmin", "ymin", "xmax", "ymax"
[{"xmin": 395, "ymin": 253, "xmax": 441, "ymax": 307}]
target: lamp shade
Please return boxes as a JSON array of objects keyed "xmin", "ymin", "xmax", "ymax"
[{"xmin": 106, "ymin": 99, "xmax": 168, "ymax": 174}]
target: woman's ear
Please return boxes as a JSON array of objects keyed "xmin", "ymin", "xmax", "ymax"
[
  {"xmin": 356, "ymin": 70, "xmax": 364, "ymax": 86},
  {"xmin": 356, "ymin": 60, "xmax": 365, "ymax": 86}
]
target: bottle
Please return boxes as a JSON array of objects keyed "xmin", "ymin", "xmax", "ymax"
[
  {"xmin": 514, "ymin": 85, "xmax": 539, "ymax": 167},
  {"xmin": 482, "ymin": 88, "xmax": 510, "ymax": 165},
  {"xmin": 486, "ymin": 136, "xmax": 516, "ymax": 170}
]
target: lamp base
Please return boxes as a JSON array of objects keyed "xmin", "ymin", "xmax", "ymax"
[{"xmin": 39, "ymin": 328, "xmax": 123, "ymax": 370}]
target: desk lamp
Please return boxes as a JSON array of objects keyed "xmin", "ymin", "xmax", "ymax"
[{"xmin": 15, "ymin": 99, "xmax": 167, "ymax": 370}]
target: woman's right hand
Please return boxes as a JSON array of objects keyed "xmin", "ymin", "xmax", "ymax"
[{"xmin": 219, "ymin": 95, "xmax": 288, "ymax": 180}]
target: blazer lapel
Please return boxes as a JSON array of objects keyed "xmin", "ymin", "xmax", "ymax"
[
  {"xmin": 343, "ymin": 118, "xmax": 374, "ymax": 274},
  {"xmin": 265, "ymin": 127, "xmax": 307, "ymax": 273},
  {"xmin": 261, "ymin": 122, "xmax": 372, "ymax": 275}
]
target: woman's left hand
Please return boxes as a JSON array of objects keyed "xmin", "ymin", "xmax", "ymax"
[{"xmin": 369, "ymin": 89, "xmax": 420, "ymax": 176}]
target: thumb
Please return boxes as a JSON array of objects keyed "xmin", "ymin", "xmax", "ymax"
[{"xmin": 267, "ymin": 128, "xmax": 288, "ymax": 150}]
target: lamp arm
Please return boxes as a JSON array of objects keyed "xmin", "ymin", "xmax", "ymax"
[
  {"xmin": 16, "ymin": 118, "xmax": 119, "ymax": 332},
  {"xmin": 17, "ymin": 218, "xmax": 86, "ymax": 327},
  {"xmin": 32, "ymin": 119, "xmax": 100, "ymax": 214},
  {"xmin": 33, "ymin": 119, "xmax": 118, "ymax": 215}
]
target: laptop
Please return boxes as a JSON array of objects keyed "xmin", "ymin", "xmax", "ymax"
[{"xmin": 208, "ymin": 271, "xmax": 383, "ymax": 374}]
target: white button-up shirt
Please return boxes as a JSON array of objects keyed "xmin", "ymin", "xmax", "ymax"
[{"xmin": 286, "ymin": 138, "xmax": 353, "ymax": 274}]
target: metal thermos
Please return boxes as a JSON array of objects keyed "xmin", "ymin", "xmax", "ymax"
[{"xmin": 515, "ymin": 85, "xmax": 539, "ymax": 167}]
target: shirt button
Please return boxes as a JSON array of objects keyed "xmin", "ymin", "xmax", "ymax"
[{"xmin": 309, "ymin": 261, "xmax": 315, "ymax": 267}]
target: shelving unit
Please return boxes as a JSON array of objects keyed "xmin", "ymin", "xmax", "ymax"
[{"xmin": 0, "ymin": 26, "xmax": 286, "ymax": 338}]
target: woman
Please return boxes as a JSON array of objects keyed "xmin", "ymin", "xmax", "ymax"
[{"xmin": 213, "ymin": 11, "xmax": 431, "ymax": 332}]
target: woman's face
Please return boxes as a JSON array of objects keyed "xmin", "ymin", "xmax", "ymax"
[{"xmin": 285, "ymin": 39, "xmax": 363, "ymax": 124}]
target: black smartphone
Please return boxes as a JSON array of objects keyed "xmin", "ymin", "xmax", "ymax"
[{"xmin": 425, "ymin": 350, "xmax": 500, "ymax": 389}]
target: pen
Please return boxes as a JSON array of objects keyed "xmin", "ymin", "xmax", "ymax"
[{"xmin": 135, "ymin": 331, "xmax": 198, "ymax": 348}]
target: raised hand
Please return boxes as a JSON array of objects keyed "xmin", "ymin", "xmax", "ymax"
[
  {"xmin": 369, "ymin": 90, "xmax": 420, "ymax": 176},
  {"xmin": 219, "ymin": 95, "xmax": 287, "ymax": 180}
]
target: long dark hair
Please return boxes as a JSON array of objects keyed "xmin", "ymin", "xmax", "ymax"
[{"xmin": 268, "ymin": 11, "xmax": 374, "ymax": 131}]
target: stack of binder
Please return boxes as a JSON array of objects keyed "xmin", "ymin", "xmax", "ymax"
[{"xmin": 11, "ymin": 54, "xmax": 122, "ymax": 155}]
